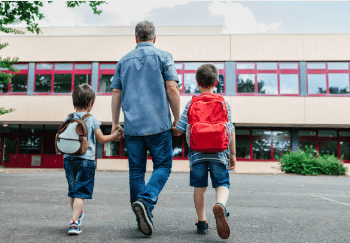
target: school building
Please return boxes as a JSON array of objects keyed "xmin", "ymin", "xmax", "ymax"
[{"xmin": 1, "ymin": 26, "xmax": 350, "ymax": 173}]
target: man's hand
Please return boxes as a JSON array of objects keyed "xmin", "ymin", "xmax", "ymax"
[
  {"xmin": 112, "ymin": 124, "xmax": 124, "ymax": 141},
  {"xmin": 229, "ymin": 154, "xmax": 236, "ymax": 170},
  {"xmin": 172, "ymin": 126, "xmax": 183, "ymax": 137}
]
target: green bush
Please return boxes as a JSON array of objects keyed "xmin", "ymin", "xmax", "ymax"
[{"xmin": 279, "ymin": 146, "xmax": 347, "ymax": 176}]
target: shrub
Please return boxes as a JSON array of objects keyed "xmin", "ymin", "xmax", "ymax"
[{"xmin": 279, "ymin": 146, "xmax": 347, "ymax": 176}]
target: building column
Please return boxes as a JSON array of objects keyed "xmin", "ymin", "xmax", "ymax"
[
  {"xmin": 91, "ymin": 62, "xmax": 99, "ymax": 93},
  {"xmin": 225, "ymin": 61, "xmax": 235, "ymax": 96},
  {"xmin": 300, "ymin": 61, "xmax": 307, "ymax": 96},
  {"xmin": 27, "ymin": 62, "xmax": 35, "ymax": 95},
  {"xmin": 291, "ymin": 128, "xmax": 299, "ymax": 152}
]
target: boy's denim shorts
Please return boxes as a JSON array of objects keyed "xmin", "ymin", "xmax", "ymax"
[
  {"xmin": 64, "ymin": 157, "xmax": 96, "ymax": 199},
  {"xmin": 190, "ymin": 161, "xmax": 230, "ymax": 189}
]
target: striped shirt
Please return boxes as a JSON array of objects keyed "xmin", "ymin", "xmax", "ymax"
[{"xmin": 176, "ymin": 97, "xmax": 235, "ymax": 168}]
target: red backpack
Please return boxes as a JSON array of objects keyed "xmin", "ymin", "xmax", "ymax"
[{"xmin": 187, "ymin": 93, "xmax": 230, "ymax": 153}]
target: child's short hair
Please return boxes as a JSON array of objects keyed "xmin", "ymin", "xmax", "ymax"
[
  {"xmin": 72, "ymin": 84, "xmax": 96, "ymax": 109},
  {"xmin": 196, "ymin": 64, "xmax": 219, "ymax": 88}
]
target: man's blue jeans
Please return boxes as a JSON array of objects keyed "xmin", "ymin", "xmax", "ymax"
[{"xmin": 125, "ymin": 130, "xmax": 173, "ymax": 213}]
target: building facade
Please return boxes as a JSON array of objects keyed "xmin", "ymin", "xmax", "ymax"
[{"xmin": 1, "ymin": 27, "xmax": 350, "ymax": 170}]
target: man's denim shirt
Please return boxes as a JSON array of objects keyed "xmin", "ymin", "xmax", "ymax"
[{"xmin": 111, "ymin": 42, "xmax": 179, "ymax": 136}]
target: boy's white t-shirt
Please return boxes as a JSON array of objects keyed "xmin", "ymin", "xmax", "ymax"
[{"xmin": 63, "ymin": 112, "xmax": 101, "ymax": 161}]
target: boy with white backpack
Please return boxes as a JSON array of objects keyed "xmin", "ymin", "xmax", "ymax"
[
  {"xmin": 173, "ymin": 64, "xmax": 236, "ymax": 239},
  {"xmin": 58, "ymin": 84, "xmax": 123, "ymax": 235}
]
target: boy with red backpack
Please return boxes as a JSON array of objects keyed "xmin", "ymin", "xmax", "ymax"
[{"xmin": 173, "ymin": 64, "xmax": 236, "ymax": 239}]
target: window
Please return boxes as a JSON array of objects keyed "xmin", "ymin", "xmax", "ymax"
[
  {"xmin": 0, "ymin": 63, "xmax": 28, "ymax": 94},
  {"xmin": 101, "ymin": 126, "xmax": 127, "ymax": 158},
  {"xmin": 307, "ymin": 62, "xmax": 350, "ymax": 96},
  {"xmin": 98, "ymin": 63, "xmax": 117, "ymax": 94},
  {"xmin": 236, "ymin": 129, "xmax": 291, "ymax": 161},
  {"xmin": 34, "ymin": 63, "xmax": 92, "ymax": 94},
  {"xmin": 176, "ymin": 62, "xmax": 225, "ymax": 95},
  {"xmin": 236, "ymin": 62, "xmax": 299, "ymax": 95}
]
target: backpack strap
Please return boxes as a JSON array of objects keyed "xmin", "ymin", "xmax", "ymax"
[
  {"xmin": 82, "ymin": 114, "xmax": 92, "ymax": 121},
  {"xmin": 68, "ymin": 113, "xmax": 73, "ymax": 119}
]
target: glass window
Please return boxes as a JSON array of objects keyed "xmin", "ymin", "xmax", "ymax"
[
  {"xmin": 75, "ymin": 64, "xmax": 92, "ymax": 70},
  {"xmin": 100, "ymin": 64, "xmax": 117, "ymax": 70},
  {"xmin": 178, "ymin": 74, "xmax": 183, "ymax": 93},
  {"xmin": 273, "ymin": 139, "xmax": 291, "ymax": 159},
  {"xmin": 172, "ymin": 138, "xmax": 183, "ymax": 157},
  {"xmin": 11, "ymin": 75, "xmax": 27, "ymax": 93},
  {"xmin": 43, "ymin": 135, "xmax": 56, "ymax": 154},
  {"xmin": 257, "ymin": 62, "xmax": 277, "ymax": 70},
  {"xmin": 99, "ymin": 75, "xmax": 113, "ymax": 93},
  {"xmin": 340, "ymin": 131, "xmax": 350, "ymax": 137},
  {"xmin": 3, "ymin": 137, "xmax": 17, "ymax": 163},
  {"xmin": 299, "ymin": 141, "xmax": 317, "ymax": 154},
  {"xmin": 318, "ymin": 130, "xmax": 337, "ymax": 137},
  {"xmin": 328, "ymin": 62, "xmax": 348, "ymax": 70},
  {"xmin": 0, "ymin": 83, "xmax": 8, "ymax": 93},
  {"xmin": 319, "ymin": 141, "xmax": 338, "ymax": 157},
  {"xmin": 253, "ymin": 138, "xmax": 271, "ymax": 159},
  {"xmin": 0, "ymin": 124, "xmax": 19, "ymax": 133},
  {"xmin": 74, "ymin": 74, "xmax": 91, "ymax": 87},
  {"xmin": 236, "ymin": 140, "xmax": 250, "ymax": 159},
  {"xmin": 272, "ymin": 130, "xmax": 290, "ymax": 137},
  {"xmin": 280, "ymin": 74, "xmax": 299, "ymax": 94},
  {"xmin": 21, "ymin": 125, "xmax": 43, "ymax": 133},
  {"xmin": 340, "ymin": 141, "xmax": 350, "ymax": 160},
  {"xmin": 237, "ymin": 74, "xmax": 255, "ymax": 93},
  {"xmin": 307, "ymin": 63, "xmax": 326, "ymax": 69},
  {"xmin": 214, "ymin": 74, "xmax": 224, "ymax": 93},
  {"xmin": 53, "ymin": 74, "xmax": 72, "ymax": 93},
  {"xmin": 19, "ymin": 136, "xmax": 42, "ymax": 154},
  {"xmin": 175, "ymin": 63, "xmax": 183, "ymax": 69},
  {"xmin": 184, "ymin": 73, "xmax": 200, "ymax": 94},
  {"xmin": 37, "ymin": 64, "xmax": 53, "ymax": 70},
  {"xmin": 328, "ymin": 73, "xmax": 349, "ymax": 94},
  {"xmin": 12, "ymin": 64, "xmax": 28, "ymax": 70},
  {"xmin": 35, "ymin": 74, "xmax": 52, "ymax": 93},
  {"xmin": 236, "ymin": 130, "xmax": 250, "ymax": 135},
  {"xmin": 184, "ymin": 63, "xmax": 206, "ymax": 70},
  {"xmin": 44, "ymin": 125, "xmax": 59, "ymax": 133},
  {"xmin": 55, "ymin": 63, "xmax": 73, "ymax": 70},
  {"xmin": 298, "ymin": 131, "xmax": 317, "ymax": 136},
  {"xmin": 257, "ymin": 74, "xmax": 278, "ymax": 94},
  {"xmin": 308, "ymin": 74, "xmax": 326, "ymax": 94},
  {"xmin": 236, "ymin": 63, "xmax": 255, "ymax": 69},
  {"xmin": 252, "ymin": 130, "xmax": 271, "ymax": 136},
  {"xmin": 279, "ymin": 63, "xmax": 298, "ymax": 69},
  {"xmin": 104, "ymin": 141, "xmax": 120, "ymax": 156}
]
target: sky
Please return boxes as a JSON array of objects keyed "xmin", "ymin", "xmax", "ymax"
[{"xmin": 18, "ymin": 1, "xmax": 350, "ymax": 34}]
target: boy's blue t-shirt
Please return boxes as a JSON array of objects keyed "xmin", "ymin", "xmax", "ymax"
[
  {"xmin": 176, "ymin": 98, "xmax": 235, "ymax": 168},
  {"xmin": 63, "ymin": 112, "xmax": 101, "ymax": 161}
]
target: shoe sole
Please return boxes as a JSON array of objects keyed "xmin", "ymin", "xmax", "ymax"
[
  {"xmin": 213, "ymin": 204, "xmax": 230, "ymax": 239},
  {"xmin": 132, "ymin": 201, "xmax": 153, "ymax": 236},
  {"xmin": 68, "ymin": 229, "xmax": 82, "ymax": 235}
]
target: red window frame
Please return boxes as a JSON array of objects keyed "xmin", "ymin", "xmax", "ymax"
[
  {"xmin": 176, "ymin": 62, "xmax": 226, "ymax": 96},
  {"xmin": 34, "ymin": 63, "xmax": 92, "ymax": 95},
  {"xmin": 97, "ymin": 63, "xmax": 117, "ymax": 95},
  {"xmin": 236, "ymin": 128, "xmax": 292, "ymax": 161},
  {"xmin": 0, "ymin": 63, "xmax": 29, "ymax": 95},
  {"xmin": 306, "ymin": 62, "xmax": 350, "ymax": 96},
  {"xmin": 298, "ymin": 129, "xmax": 350, "ymax": 163},
  {"xmin": 236, "ymin": 62, "xmax": 300, "ymax": 96}
]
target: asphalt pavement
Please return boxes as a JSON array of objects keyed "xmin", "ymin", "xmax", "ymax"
[{"xmin": 1, "ymin": 170, "xmax": 350, "ymax": 243}]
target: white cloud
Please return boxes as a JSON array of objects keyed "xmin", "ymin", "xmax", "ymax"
[
  {"xmin": 208, "ymin": 2, "xmax": 282, "ymax": 34},
  {"xmin": 34, "ymin": 1, "xmax": 190, "ymax": 27}
]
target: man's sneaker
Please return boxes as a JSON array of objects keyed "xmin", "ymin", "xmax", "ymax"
[
  {"xmin": 195, "ymin": 220, "xmax": 209, "ymax": 235},
  {"xmin": 77, "ymin": 210, "xmax": 84, "ymax": 226},
  {"xmin": 132, "ymin": 199, "xmax": 153, "ymax": 236},
  {"xmin": 68, "ymin": 220, "xmax": 82, "ymax": 235},
  {"xmin": 213, "ymin": 203, "xmax": 230, "ymax": 239}
]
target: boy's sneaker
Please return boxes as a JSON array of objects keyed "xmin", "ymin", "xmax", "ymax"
[
  {"xmin": 195, "ymin": 220, "xmax": 209, "ymax": 235},
  {"xmin": 68, "ymin": 220, "xmax": 82, "ymax": 235},
  {"xmin": 132, "ymin": 199, "xmax": 153, "ymax": 236},
  {"xmin": 77, "ymin": 210, "xmax": 84, "ymax": 226},
  {"xmin": 213, "ymin": 203, "xmax": 230, "ymax": 239}
]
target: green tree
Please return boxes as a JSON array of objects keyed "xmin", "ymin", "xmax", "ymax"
[{"xmin": 0, "ymin": 1, "xmax": 105, "ymax": 112}]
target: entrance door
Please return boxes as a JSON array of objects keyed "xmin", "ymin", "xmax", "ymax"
[{"xmin": 1, "ymin": 137, "xmax": 17, "ymax": 166}]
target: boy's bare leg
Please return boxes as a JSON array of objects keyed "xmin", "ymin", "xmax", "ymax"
[
  {"xmin": 72, "ymin": 198, "xmax": 84, "ymax": 221},
  {"xmin": 70, "ymin": 198, "xmax": 74, "ymax": 210},
  {"xmin": 215, "ymin": 186, "xmax": 229, "ymax": 206},
  {"xmin": 194, "ymin": 187, "xmax": 207, "ymax": 221}
]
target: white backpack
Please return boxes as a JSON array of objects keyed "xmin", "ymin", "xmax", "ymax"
[{"xmin": 55, "ymin": 113, "xmax": 91, "ymax": 155}]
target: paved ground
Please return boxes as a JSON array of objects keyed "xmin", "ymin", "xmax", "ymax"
[{"xmin": 1, "ymin": 170, "xmax": 350, "ymax": 243}]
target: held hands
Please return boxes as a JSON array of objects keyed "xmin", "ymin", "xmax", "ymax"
[
  {"xmin": 229, "ymin": 154, "xmax": 236, "ymax": 170},
  {"xmin": 112, "ymin": 124, "xmax": 124, "ymax": 141}
]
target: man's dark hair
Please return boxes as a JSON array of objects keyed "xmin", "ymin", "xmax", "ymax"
[
  {"xmin": 72, "ymin": 84, "xmax": 96, "ymax": 109},
  {"xmin": 135, "ymin": 20, "xmax": 156, "ymax": 41},
  {"xmin": 196, "ymin": 64, "xmax": 219, "ymax": 88}
]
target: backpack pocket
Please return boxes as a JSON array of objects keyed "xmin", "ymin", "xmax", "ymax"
[{"xmin": 190, "ymin": 122, "xmax": 229, "ymax": 153}]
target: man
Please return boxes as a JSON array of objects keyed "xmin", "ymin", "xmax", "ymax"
[{"xmin": 110, "ymin": 20, "xmax": 180, "ymax": 236}]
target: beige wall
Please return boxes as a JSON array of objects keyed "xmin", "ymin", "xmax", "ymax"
[
  {"xmin": 2, "ymin": 33, "xmax": 350, "ymax": 62},
  {"xmin": 2, "ymin": 95, "xmax": 350, "ymax": 128}
]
